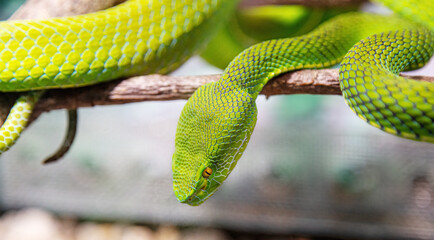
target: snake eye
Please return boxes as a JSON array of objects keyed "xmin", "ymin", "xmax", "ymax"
[{"xmin": 202, "ymin": 167, "xmax": 212, "ymax": 178}]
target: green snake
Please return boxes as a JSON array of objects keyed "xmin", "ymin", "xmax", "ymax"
[
  {"xmin": 0, "ymin": 0, "xmax": 431, "ymax": 206},
  {"xmin": 172, "ymin": 1, "xmax": 434, "ymax": 206}
]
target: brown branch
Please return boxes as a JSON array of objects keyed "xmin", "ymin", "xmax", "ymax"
[
  {"xmin": 33, "ymin": 69, "xmax": 343, "ymax": 114},
  {"xmin": 27, "ymin": 70, "xmax": 433, "ymax": 121}
]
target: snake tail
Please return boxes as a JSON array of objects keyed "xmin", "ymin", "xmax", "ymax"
[
  {"xmin": 340, "ymin": 28, "xmax": 434, "ymax": 142},
  {"xmin": 173, "ymin": 13, "xmax": 422, "ymax": 206},
  {"xmin": 43, "ymin": 109, "xmax": 78, "ymax": 164},
  {"xmin": 0, "ymin": 91, "xmax": 42, "ymax": 153}
]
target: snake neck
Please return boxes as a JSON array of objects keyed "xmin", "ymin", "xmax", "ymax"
[{"xmin": 215, "ymin": 13, "xmax": 418, "ymax": 100}]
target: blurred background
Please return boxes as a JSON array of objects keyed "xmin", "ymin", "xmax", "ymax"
[{"xmin": 0, "ymin": 0, "xmax": 433, "ymax": 239}]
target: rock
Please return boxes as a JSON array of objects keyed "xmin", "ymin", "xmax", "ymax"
[
  {"xmin": 0, "ymin": 208, "xmax": 67, "ymax": 240},
  {"xmin": 121, "ymin": 225, "xmax": 154, "ymax": 240},
  {"xmin": 181, "ymin": 228, "xmax": 231, "ymax": 240},
  {"xmin": 75, "ymin": 222, "xmax": 123, "ymax": 240},
  {"xmin": 155, "ymin": 225, "xmax": 180, "ymax": 240}
]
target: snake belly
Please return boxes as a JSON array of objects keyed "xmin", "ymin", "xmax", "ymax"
[
  {"xmin": 0, "ymin": 0, "xmax": 237, "ymax": 152},
  {"xmin": 173, "ymin": 11, "xmax": 433, "ymax": 206}
]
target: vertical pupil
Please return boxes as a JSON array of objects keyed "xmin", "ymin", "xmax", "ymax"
[{"xmin": 203, "ymin": 167, "xmax": 212, "ymax": 178}]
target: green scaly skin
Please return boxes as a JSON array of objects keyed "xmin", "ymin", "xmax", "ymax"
[
  {"xmin": 173, "ymin": 6, "xmax": 434, "ymax": 205},
  {"xmin": 340, "ymin": 29, "xmax": 434, "ymax": 142},
  {"xmin": 0, "ymin": 0, "xmax": 238, "ymax": 153}
]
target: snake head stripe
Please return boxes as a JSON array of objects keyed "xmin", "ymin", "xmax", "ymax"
[{"xmin": 173, "ymin": 82, "xmax": 257, "ymax": 206}]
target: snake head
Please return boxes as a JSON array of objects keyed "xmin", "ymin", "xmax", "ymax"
[{"xmin": 172, "ymin": 82, "xmax": 257, "ymax": 206}]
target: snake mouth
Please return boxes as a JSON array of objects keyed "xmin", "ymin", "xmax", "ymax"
[
  {"xmin": 179, "ymin": 179, "xmax": 209, "ymax": 206},
  {"xmin": 181, "ymin": 192, "xmax": 198, "ymax": 204}
]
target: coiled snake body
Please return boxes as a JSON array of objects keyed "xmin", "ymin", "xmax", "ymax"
[{"xmin": 0, "ymin": 0, "xmax": 431, "ymax": 206}]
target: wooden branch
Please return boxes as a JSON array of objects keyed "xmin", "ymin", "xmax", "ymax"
[
  {"xmin": 33, "ymin": 69, "xmax": 343, "ymax": 112},
  {"xmin": 27, "ymin": 70, "xmax": 432, "ymax": 121}
]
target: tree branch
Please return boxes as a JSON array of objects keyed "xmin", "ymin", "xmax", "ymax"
[
  {"xmin": 27, "ymin": 70, "xmax": 432, "ymax": 121},
  {"xmin": 33, "ymin": 69, "xmax": 343, "ymax": 112}
]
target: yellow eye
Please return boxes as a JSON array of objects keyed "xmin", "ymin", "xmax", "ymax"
[{"xmin": 202, "ymin": 167, "xmax": 212, "ymax": 178}]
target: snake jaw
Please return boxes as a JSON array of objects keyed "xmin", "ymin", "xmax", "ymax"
[
  {"xmin": 175, "ymin": 163, "xmax": 219, "ymax": 206},
  {"xmin": 181, "ymin": 176, "xmax": 211, "ymax": 206}
]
